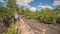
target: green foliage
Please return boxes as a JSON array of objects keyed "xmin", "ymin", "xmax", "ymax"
[
  {"xmin": 18, "ymin": 7, "xmax": 24, "ymax": 14},
  {"xmin": 6, "ymin": 0, "xmax": 17, "ymax": 15},
  {"xmin": 20, "ymin": 8, "xmax": 59, "ymax": 24},
  {"xmin": 0, "ymin": 6, "xmax": 14, "ymax": 21},
  {"xmin": 39, "ymin": 8, "xmax": 57, "ymax": 23},
  {"xmin": 0, "ymin": 0, "xmax": 17, "ymax": 20},
  {"xmin": 23, "ymin": 9, "xmax": 38, "ymax": 19},
  {"xmin": 2, "ymin": 23, "xmax": 19, "ymax": 34}
]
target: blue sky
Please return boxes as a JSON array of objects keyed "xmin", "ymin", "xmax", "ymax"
[
  {"xmin": 29, "ymin": 0, "xmax": 56, "ymax": 10},
  {"xmin": 0, "ymin": 0, "xmax": 7, "ymax": 6},
  {"xmin": 29, "ymin": 0, "xmax": 53, "ymax": 7},
  {"xmin": 0, "ymin": 0, "xmax": 60, "ymax": 11}
]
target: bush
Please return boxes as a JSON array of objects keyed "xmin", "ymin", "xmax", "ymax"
[
  {"xmin": 56, "ymin": 14, "xmax": 60, "ymax": 24},
  {"xmin": 2, "ymin": 23, "xmax": 19, "ymax": 34},
  {"xmin": 21, "ymin": 8, "xmax": 59, "ymax": 24}
]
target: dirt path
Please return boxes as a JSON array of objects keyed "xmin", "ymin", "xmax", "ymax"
[
  {"xmin": 16, "ymin": 17, "xmax": 35, "ymax": 34},
  {"xmin": 24, "ymin": 19, "xmax": 60, "ymax": 34},
  {"xmin": 16, "ymin": 17, "xmax": 60, "ymax": 34}
]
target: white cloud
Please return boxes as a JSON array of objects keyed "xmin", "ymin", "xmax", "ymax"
[
  {"xmin": 53, "ymin": 0, "xmax": 60, "ymax": 5},
  {"xmin": 0, "ymin": 0, "xmax": 5, "ymax": 3},
  {"xmin": 16, "ymin": 0, "xmax": 34, "ymax": 8},
  {"xmin": 16, "ymin": 0, "xmax": 36, "ymax": 11},
  {"xmin": 38, "ymin": 5, "xmax": 52, "ymax": 9},
  {"xmin": 38, "ymin": 3, "xmax": 52, "ymax": 9},
  {"xmin": 29, "ymin": 7, "xmax": 36, "ymax": 11}
]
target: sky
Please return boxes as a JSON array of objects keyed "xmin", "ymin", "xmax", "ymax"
[{"xmin": 0, "ymin": 0, "xmax": 60, "ymax": 11}]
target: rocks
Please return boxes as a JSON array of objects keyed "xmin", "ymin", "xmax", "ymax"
[
  {"xmin": 16, "ymin": 17, "xmax": 60, "ymax": 34},
  {"xmin": 16, "ymin": 17, "xmax": 35, "ymax": 34}
]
